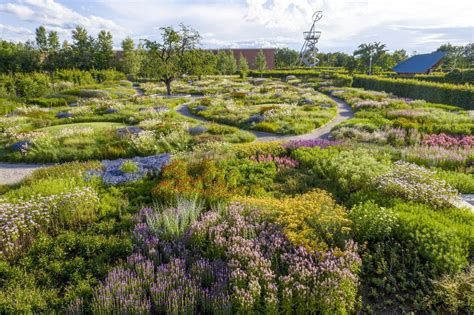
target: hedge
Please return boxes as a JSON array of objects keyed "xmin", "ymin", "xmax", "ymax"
[
  {"xmin": 248, "ymin": 69, "xmax": 352, "ymax": 87},
  {"xmin": 408, "ymin": 69, "xmax": 473, "ymax": 85},
  {"xmin": 353, "ymin": 75, "xmax": 474, "ymax": 109}
]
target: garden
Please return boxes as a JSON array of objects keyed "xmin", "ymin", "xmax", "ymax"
[{"xmin": 0, "ymin": 24, "xmax": 473, "ymax": 315}]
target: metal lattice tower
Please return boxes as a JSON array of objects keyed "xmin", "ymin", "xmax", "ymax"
[{"xmin": 298, "ymin": 10, "xmax": 323, "ymax": 67}]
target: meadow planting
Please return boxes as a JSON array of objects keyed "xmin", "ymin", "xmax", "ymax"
[{"xmin": 1, "ymin": 68, "xmax": 473, "ymax": 314}]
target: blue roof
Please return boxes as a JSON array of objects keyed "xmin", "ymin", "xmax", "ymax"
[{"xmin": 392, "ymin": 51, "xmax": 446, "ymax": 74}]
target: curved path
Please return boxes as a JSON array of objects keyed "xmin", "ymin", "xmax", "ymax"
[
  {"xmin": 0, "ymin": 163, "xmax": 51, "ymax": 186},
  {"xmin": 175, "ymin": 95, "xmax": 354, "ymax": 142}
]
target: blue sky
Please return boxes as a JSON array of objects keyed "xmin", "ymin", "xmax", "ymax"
[{"xmin": 0, "ymin": 0, "xmax": 472, "ymax": 54}]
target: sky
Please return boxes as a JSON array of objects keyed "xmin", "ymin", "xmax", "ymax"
[{"xmin": 0, "ymin": 0, "xmax": 473, "ymax": 54}]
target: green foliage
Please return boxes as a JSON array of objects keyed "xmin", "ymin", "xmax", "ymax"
[
  {"xmin": 353, "ymin": 75, "xmax": 474, "ymax": 109},
  {"xmin": 393, "ymin": 202, "xmax": 471, "ymax": 273},
  {"xmin": 119, "ymin": 160, "xmax": 139, "ymax": 173},
  {"xmin": 154, "ymin": 158, "xmax": 277, "ymax": 205},
  {"xmin": 141, "ymin": 24, "xmax": 200, "ymax": 95},
  {"xmin": 147, "ymin": 197, "xmax": 203, "ymax": 240},
  {"xmin": 349, "ymin": 201, "xmax": 398, "ymax": 243},
  {"xmin": 216, "ymin": 50, "xmax": 237, "ymax": 75},
  {"xmin": 292, "ymin": 146, "xmax": 390, "ymax": 195},
  {"xmin": 0, "ymin": 72, "xmax": 51, "ymax": 98},
  {"xmin": 436, "ymin": 169, "xmax": 474, "ymax": 194},
  {"xmin": 433, "ymin": 265, "xmax": 474, "ymax": 313},
  {"xmin": 255, "ymin": 49, "xmax": 267, "ymax": 73}
]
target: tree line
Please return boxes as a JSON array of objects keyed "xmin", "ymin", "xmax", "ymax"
[
  {"xmin": 0, "ymin": 25, "xmax": 267, "ymax": 79},
  {"xmin": 275, "ymin": 42, "xmax": 473, "ymax": 73}
]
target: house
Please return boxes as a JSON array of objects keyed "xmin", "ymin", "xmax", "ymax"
[{"xmin": 392, "ymin": 51, "xmax": 446, "ymax": 76}]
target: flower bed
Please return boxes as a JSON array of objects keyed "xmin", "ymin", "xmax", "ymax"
[{"xmin": 87, "ymin": 154, "xmax": 171, "ymax": 185}]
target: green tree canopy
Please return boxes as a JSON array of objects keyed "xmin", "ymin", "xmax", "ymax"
[
  {"xmin": 142, "ymin": 24, "xmax": 201, "ymax": 95},
  {"xmin": 255, "ymin": 49, "xmax": 267, "ymax": 75},
  {"xmin": 93, "ymin": 30, "xmax": 115, "ymax": 70},
  {"xmin": 238, "ymin": 52, "xmax": 249, "ymax": 77}
]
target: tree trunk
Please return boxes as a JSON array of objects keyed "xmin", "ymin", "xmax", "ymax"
[{"xmin": 165, "ymin": 80, "xmax": 172, "ymax": 96}]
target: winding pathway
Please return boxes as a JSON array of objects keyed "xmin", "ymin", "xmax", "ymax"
[
  {"xmin": 175, "ymin": 95, "xmax": 354, "ymax": 142},
  {"xmin": 0, "ymin": 163, "xmax": 50, "ymax": 186}
]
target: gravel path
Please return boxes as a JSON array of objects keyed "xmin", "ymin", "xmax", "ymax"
[
  {"xmin": 0, "ymin": 163, "xmax": 50, "ymax": 186},
  {"xmin": 175, "ymin": 95, "xmax": 354, "ymax": 142}
]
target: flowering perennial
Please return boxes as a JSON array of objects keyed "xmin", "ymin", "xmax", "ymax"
[
  {"xmin": 0, "ymin": 187, "xmax": 99, "ymax": 259},
  {"xmin": 374, "ymin": 161, "xmax": 459, "ymax": 209},
  {"xmin": 423, "ymin": 133, "xmax": 474, "ymax": 148},
  {"xmin": 86, "ymin": 154, "xmax": 170, "ymax": 185},
  {"xmin": 92, "ymin": 203, "xmax": 361, "ymax": 314},
  {"xmin": 250, "ymin": 154, "xmax": 299, "ymax": 169}
]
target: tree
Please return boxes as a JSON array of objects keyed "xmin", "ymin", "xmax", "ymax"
[
  {"xmin": 436, "ymin": 43, "xmax": 466, "ymax": 70},
  {"xmin": 354, "ymin": 42, "xmax": 388, "ymax": 74},
  {"xmin": 463, "ymin": 43, "xmax": 474, "ymax": 68},
  {"xmin": 119, "ymin": 37, "xmax": 140, "ymax": 79},
  {"xmin": 255, "ymin": 49, "xmax": 267, "ymax": 76},
  {"xmin": 47, "ymin": 31, "xmax": 60, "ymax": 51},
  {"xmin": 275, "ymin": 48, "xmax": 299, "ymax": 68},
  {"xmin": 392, "ymin": 49, "xmax": 408, "ymax": 64},
  {"xmin": 142, "ymin": 24, "xmax": 200, "ymax": 95},
  {"xmin": 216, "ymin": 51, "xmax": 236, "ymax": 75},
  {"xmin": 35, "ymin": 26, "xmax": 48, "ymax": 52},
  {"xmin": 71, "ymin": 26, "xmax": 93, "ymax": 69},
  {"xmin": 238, "ymin": 52, "xmax": 249, "ymax": 77},
  {"xmin": 185, "ymin": 49, "xmax": 216, "ymax": 80},
  {"xmin": 93, "ymin": 30, "xmax": 114, "ymax": 69}
]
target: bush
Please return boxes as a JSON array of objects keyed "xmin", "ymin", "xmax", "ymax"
[
  {"xmin": 54, "ymin": 69, "xmax": 95, "ymax": 86},
  {"xmin": 433, "ymin": 265, "xmax": 474, "ymax": 313},
  {"xmin": 240, "ymin": 189, "xmax": 351, "ymax": 251},
  {"xmin": 349, "ymin": 201, "xmax": 398, "ymax": 243},
  {"xmin": 292, "ymin": 147, "xmax": 390, "ymax": 195},
  {"xmin": 394, "ymin": 203, "xmax": 470, "ymax": 273},
  {"xmin": 26, "ymin": 97, "xmax": 68, "ymax": 107},
  {"xmin": 0, "ymin": 72, "xmax": 51, "ymax": 98},
  {"xmin": 353, "ymin": 75, "xmax": 474, "ymax": 109},
  {"xmin": 374, "ymin": 161, "xmax": 459, "ymax": 208},
  {"xmin": 436, "ymin": 169, "xmax": 474, "ymax": 194},
  {"xmin": 154, "ymin": 158, "xmax": 277, "ymax": 205},
  {"xmin": 144, "ymin": 198, "xmax": 203, "ymax": 241}
]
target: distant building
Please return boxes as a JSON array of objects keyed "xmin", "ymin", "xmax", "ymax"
[
  {"xmin": 210, "ymin": 48, "xmax": 276, "ymax": 70},
  {"xmin": 392, "ymin": 51, "xmax": 446, "ymax": 75}
]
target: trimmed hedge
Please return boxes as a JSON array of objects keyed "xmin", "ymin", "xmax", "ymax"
[
  {"xmin": 248, "ymin": 69, "xmax": 352, "ymax": 87},
  {"xmin": 353, "ymin": 75, "xmax": 474, "ymax": 109},
  {"xmin": 414, "ymin": 69, "xmax": 474, "ymax": 85}
]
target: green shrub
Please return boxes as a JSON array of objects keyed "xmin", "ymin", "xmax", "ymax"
[
  {"xmin": 349, "ymin": 201, "xmax": 398, "ymax": 243},
  {"xmin": 433, "ymin": 265, "xmax": 474, "ymax": 313},
  {"xmin": 119, "ymin": 160, "xmax": 139, "ymax": 173},
  {"xmin": 147, "ymin": 197, "xmax": 203, "ymax": 240},
  {"xmin": 353, "ymin": 75, "xmax": 474, "ymax": 109},
  {"xmin": 394, "ymin": 203, "xmax": 470, "ymax": 273},
  {"xmin": 26, "ymin": 97, "xmax": 68, "ymax": 107},
  {"xmin": 436, "ymin": 169, "xmax": 474, "ymax": 194},
  {"xmin": 256, "ymin": 121, "xmax": 280, "ymax": 133},
  {"xmin": 292, "ymin": 147, "xmax": 390, "ymax": 195},
  {"xmin": 54, "ymin": 69, "xmax": 95, "ymax": 86}
]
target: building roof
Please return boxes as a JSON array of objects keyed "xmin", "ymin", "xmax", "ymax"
[{"xmin": 392, "ymin": 51, "xmax": 446, "ymax": 74}]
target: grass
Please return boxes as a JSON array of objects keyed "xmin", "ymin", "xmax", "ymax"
[{"xmin": 38, "ymin": 122, "xmax": 126, "ymax": 133}]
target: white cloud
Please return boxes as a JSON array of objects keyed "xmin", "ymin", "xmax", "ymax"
[
  {"xmin": 0, "ymin": 23, "xmax": 33, "ymax": 34},
  {"xmin": 0, "ymin": 0, "xmax": 126, "ymax": 37},
  {"xmin": 0, "ymin": 0, "xmax": 472, "ymax": 52}
]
